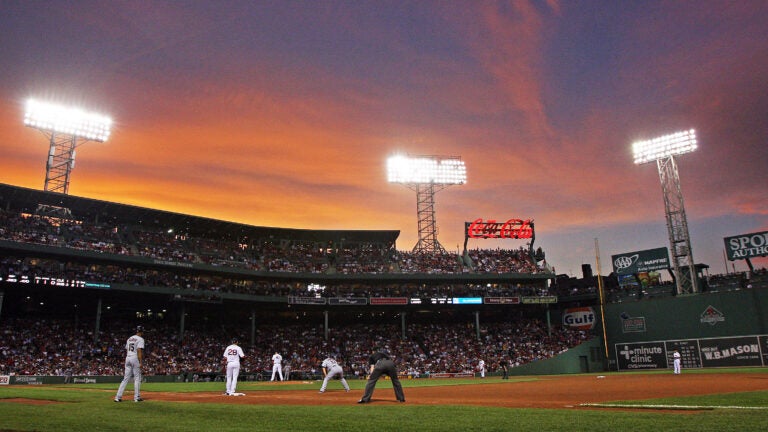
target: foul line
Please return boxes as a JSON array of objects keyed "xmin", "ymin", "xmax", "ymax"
[{"xmin": 580, "ymin": 403, "xmax": 768, "ymax": 410}]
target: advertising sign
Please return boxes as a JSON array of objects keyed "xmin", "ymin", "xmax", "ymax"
[
  {"xmin": 484, "ymin": 297, "xmax": 521, "ymax": 304},
  {"xmin": 616, "ymin": 335, "xmax": 768, "ymax": 370},
  {"xmin": 453, "ymin": 297, "xmax": 482, "ymax": 304},
  {"xmin": 562, "ymin": 307, "xmax": 596, "ymax": 330},
  {"xmin": 521, "ymin": 296, "xmax": 557, "ymax": 304},
  {"xmin": 724, "ymin": 231, "xmax": 768, "ymax": 260},
  {"xmin": 700, "ymin": 305, "xmax": 725, "ymax": 326},
  {"xmin": 465, "ymin": 218, "xmax": 533, "ymax": 240},
  {"xmin": 369, "ymin": 297, "xmax": 408, "ymax": 305},
  {"xmin": 615, "ymin": 342, "xmax": 666, "ymax": 370},
  {"xmin": 620, "ymin": 313, "xmax": 647, "ymax": 333},
  {"xmin": 611, "ymin": 247, "xmax": 670, "ymax": 275},
  {"xmin": 699, "ymin": 336, "xmax": 762, "ymax": 367},
  {"xmin": 287, "ymin": 297, "xmax": 326, "ymax": 305},
  {"xmin": 328, "ymin": 298, "xmax": 368, "ymax": 305}
]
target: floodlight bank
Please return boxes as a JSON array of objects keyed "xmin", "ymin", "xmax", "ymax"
[
  {"xmin": 386, "ymin": 155, "xmax": 467, "ymax": 184},
  {"xmin": 632, "ymin": 129, "xmax": 697, "ymax": 164},
  {"xmin": 24, "ymin": 99, "xmax": 112, "ymax": 142}
]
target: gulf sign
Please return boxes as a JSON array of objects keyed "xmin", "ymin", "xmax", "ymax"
[{"xmin": 562, "ymin": 307, "xmax": 596, "ymax": 330}]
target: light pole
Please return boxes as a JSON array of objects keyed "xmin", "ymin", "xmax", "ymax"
[
  {"xmin": 24, "ymin": 98, "xmax": 112, "ymax": 195},
  {"xmin": 632, "ymin": 129, "xmax": 699, "ymax": 295},
  {"xmin": 387, "ymin": 154, "xmax": 466, "ymax": 253}
]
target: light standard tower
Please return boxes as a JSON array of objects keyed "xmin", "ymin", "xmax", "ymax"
[
  {"xmin": 24, "ymin": 99, "xmax": 112, "ymax": 195},
  {"xmin": 632, "ymin": 129, "xmax": 699, "ymax": 295},
  {"xmin": 387, "ymin": 154, "xmax": 466, "ymax": 253}
]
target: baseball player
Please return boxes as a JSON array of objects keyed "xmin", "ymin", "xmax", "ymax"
[
  {"xmin": 114, "ymin": 326, "xmax": 145, "ymax": 402},
  {"xmin": 478, "ymin": 359, "xmax": 486, "ymax": 378},
  {"xmin": 672, "ymin": 350, "xmax": 681, "ymax": 374},
  {"xmin": 319, "ymin": 356, "xmax": 350, "ymax": 393},
  {"xmin": 271, "ymin": 351, "xmax": 283, "ymax": 381},
  {"xmin": 282, "ymin": 359, "xmax": 292, "ymax": 381},
  {"xmin": 223, "ymin": 337, "xmax": 245, "ymax": 395}
]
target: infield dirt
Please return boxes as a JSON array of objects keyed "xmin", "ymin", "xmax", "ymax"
[{"xmin": 144, "ymin": 373, "xmax": 768, "ymax": 409}]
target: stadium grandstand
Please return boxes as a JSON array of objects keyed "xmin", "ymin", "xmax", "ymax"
[{"xmin": 1, "ymin": 182, "xmax": 763, "ymax": 380}]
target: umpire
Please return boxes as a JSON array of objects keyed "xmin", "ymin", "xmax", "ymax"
[{"xmin": 357, "ymin": 349, "xmax": 405, "ymax": 404}]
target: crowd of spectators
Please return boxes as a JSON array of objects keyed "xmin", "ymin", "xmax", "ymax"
[
  {"xmin": 0, "ymin": 256, "xmax": 546, "ymax": 299},
  {"xmin": 0, "ymin": 209, "xmax": 546, "ymax": 276},
  {"xmin": 0, "ymin": 316, "xmax": 591, "ymax": 378},
  {"xmin": 467, "ymin": 247, "xmax": 540, "ymax": 274}
]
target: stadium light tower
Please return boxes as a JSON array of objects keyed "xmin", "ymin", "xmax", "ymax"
[
  {"xmin": 387, "ymin": 154, "xmax": 466, "ymax": 253},
  {"xmin": 632, "ymin": 129, "xmax": 699, "ymax": 295},
  {"xmin": 24, "ymin": 98, "xmax": 112, "ymax": 195}
]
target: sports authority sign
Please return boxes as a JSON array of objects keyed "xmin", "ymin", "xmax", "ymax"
[
  {"xmin": 724, "ymin": 230, "xmax": 768, "ymax": 260},
  {"xmin": 611, "ymin": 247, "xmax": 670, "ymax": 275}
]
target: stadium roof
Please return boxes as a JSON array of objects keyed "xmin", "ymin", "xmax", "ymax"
[{"xmin": 0, "ymin": 182, "xmax": 399, "ymax": 245}]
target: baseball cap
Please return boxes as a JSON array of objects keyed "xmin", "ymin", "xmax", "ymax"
[{"xmin": 136, "ymin": 325, "xmax": 144, "ymax": 333}]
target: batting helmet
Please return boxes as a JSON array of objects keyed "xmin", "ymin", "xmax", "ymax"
[{"xmin": 136, "ymin": 325, "xmax": 144, "ymax": 333}]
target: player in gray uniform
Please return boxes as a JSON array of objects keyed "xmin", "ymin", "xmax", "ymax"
[
  {"xmin": 223, "ymin": 337, "xmax": 245, "ymax": 395},
  {"xmin": 115, "ymin": 326, "xmax": 145, "ymax": 402},
  {"xmin": 319, "ymin": 357, "xmax": 350, "ymax": 393}
]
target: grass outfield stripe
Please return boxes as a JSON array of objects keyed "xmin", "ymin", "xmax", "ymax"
[{"xmin": 580, "ymin": 403, "xmax": 768, "ymax": 410}]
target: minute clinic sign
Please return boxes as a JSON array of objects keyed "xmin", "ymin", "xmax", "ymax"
[{"xmin": 465, "ymin": 218, "xmax": 534, "ymax": 239}]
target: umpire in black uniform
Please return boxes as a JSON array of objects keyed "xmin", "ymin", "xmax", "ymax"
[{"xmin": 357, "ymin": 349, "xmax": 405, "ymax": 403}]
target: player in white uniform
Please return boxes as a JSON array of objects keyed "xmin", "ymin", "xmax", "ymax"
[
  {"xmin": 478, "ymin": 359, "xmax": 486, "ymax": 378},
  {"xmin": 223, "ymin": 337, "xmax": 245, "ymax": 395},
  {"xmin": 115, "ymin": 326, "xmax": 145, "ymax": 402},
  {"xmin": 672, "ymin": 350, "xmax": 681, "ymax": 374},
  {"xmin": 319, "ymin": 357, "xmax": 350, "ymax": 393},
  {"xmin": 271, "ymin": 352, "xmax": 283, "ymax": 381}
]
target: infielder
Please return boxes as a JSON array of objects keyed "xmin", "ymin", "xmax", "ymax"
[
  {"xmin": 672, "ymin": 350, "xmax": 681, "ymax": 374},
  {"xmin": 478, "ymin": 359, "xmax": 486, "ymax": 378},
  {"xmin": 114, "ymin": 326, "xmax": 145, "ymax": 402},
  {"xmin": 223, "ymin": 337, "xmax": 245, "ymax": 395},
  {"xmin": 319, "ymin": 357, "xmax": 350, "ymax": 393},
  {"xmin": 271, "ymin": 351, "xmax": 283, "ymax": 381}
]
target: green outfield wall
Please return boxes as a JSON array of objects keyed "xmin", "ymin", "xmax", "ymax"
[
  {"xmin": 506, "ymin": 338, "xmax": 605, "ymax": 376},
  {"xmin": 603, "ymin": 287, "xmax": 768, "ymax": 370}
]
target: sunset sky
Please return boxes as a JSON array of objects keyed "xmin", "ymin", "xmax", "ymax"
[{"xmin": 1, "ymin": 0, "xmax": 766, "ymax": 277}]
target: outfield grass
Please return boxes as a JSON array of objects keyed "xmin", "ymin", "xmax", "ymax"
[{"xmin": 1, "ymin": 371, "xmax": 767, "ymax": 432}]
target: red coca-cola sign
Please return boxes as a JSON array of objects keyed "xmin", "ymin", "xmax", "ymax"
[{"xmin": 466, "ymin": 218, "xmax": 533, "ymax": 239}]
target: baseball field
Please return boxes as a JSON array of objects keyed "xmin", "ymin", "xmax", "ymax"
[{"xmin": 1, "ymin": 368, "xmax": 767, "ymax": 431}]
